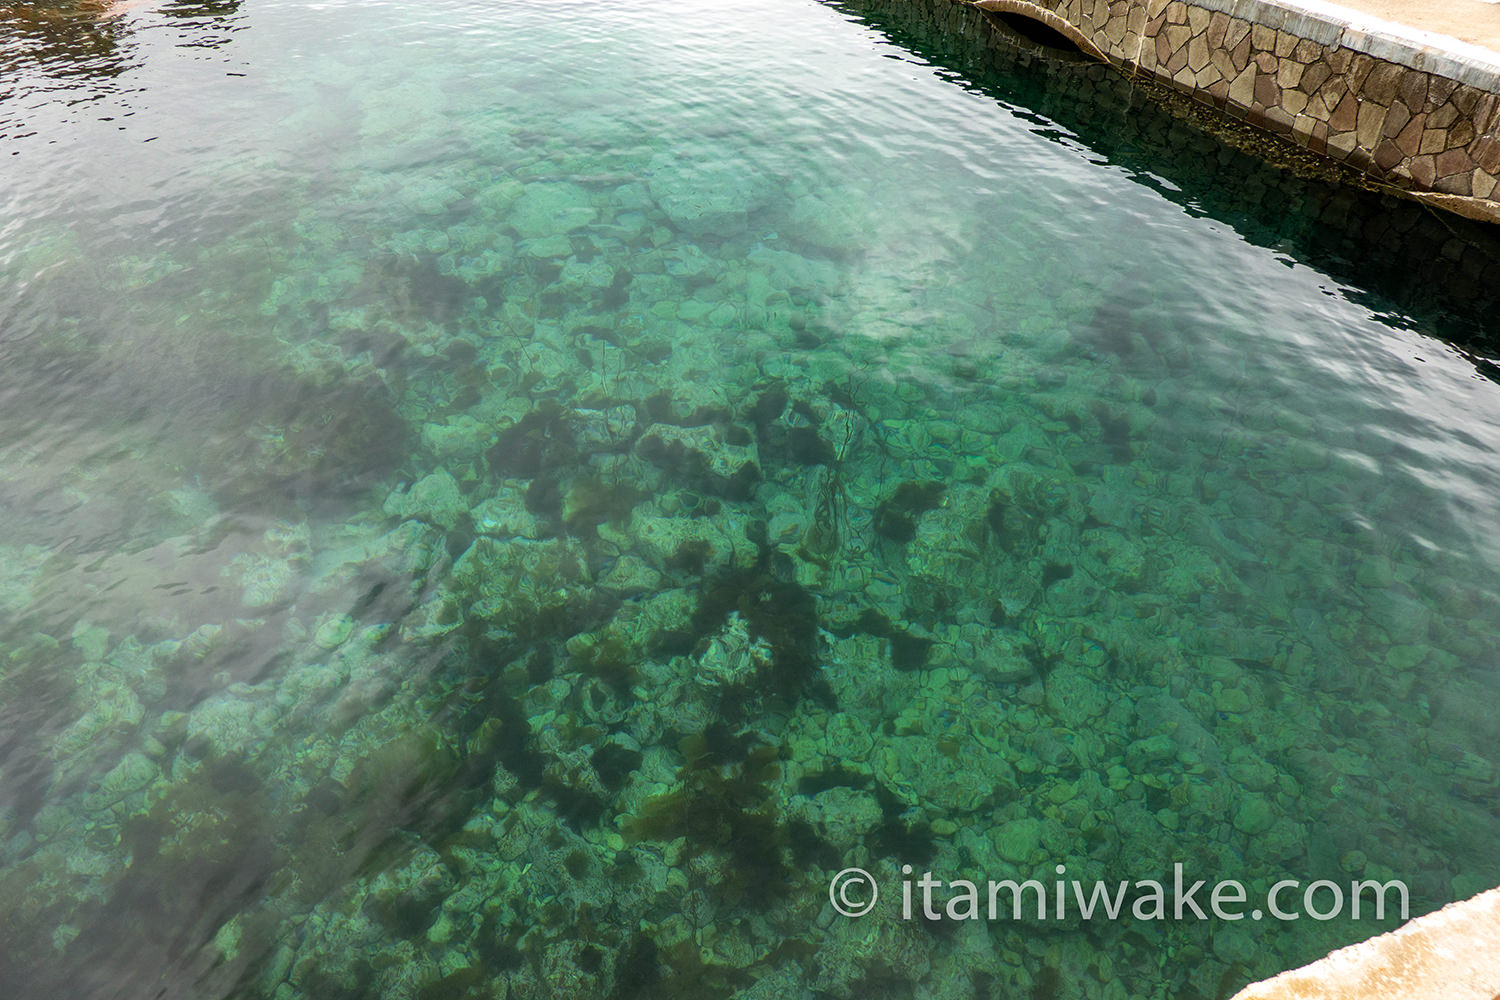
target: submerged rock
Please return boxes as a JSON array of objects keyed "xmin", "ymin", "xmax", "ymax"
[
  {"xmin": 647, "ymin": 151, "xmax": 772, "ymax": 236},
  {"xmin": 507, "ymin": 182, "xmax": 597, "ymax": 239},
  {"xmin": 450, "ymin": 536, "xmax": 590, "ymax": 631}
]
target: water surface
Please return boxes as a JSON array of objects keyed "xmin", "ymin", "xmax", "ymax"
[{"xmin": 1, "ymin": 0, "xmax": 1498, "ymax": 998}]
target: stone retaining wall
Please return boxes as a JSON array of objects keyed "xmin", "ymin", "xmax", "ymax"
[{"xmin": 972, "ymin": 0, "xmax": 1500, "ymax": 221}]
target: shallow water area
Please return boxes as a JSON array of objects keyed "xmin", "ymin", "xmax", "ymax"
[{"xmin": 2, "ymin": 0, "xmax": 1499, "ymax": 997}]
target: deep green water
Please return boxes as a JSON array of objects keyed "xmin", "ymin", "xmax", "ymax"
[{"xmin": 2, "ymin": 0, "xmax": 1499, "ymax": 998}]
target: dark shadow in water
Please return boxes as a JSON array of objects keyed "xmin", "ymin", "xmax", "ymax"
[
  {"xmin": 0, "ymin": 0, "xmax": 244, "ymax": 139},
  {"xmin": 0, "ymin": 2, "xmax": 140, "ymax": 85},
  {"xmin": 827, "ymin": 0, "xmax": 1500, "ymax": 363}
]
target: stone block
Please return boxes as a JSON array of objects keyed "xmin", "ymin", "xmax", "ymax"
[
  {"xmin": 1363, "ymin": 62, "xmax": 1404, "ymax": 105},
  {"xmin": 1251, "ymin": 24, "xmax": 1274, "ymax": 52},
  {"xmin": 1300, "ymin": 61, "xmax": 1331, "ymax": 95},
  {"xmin": 1232, "ymin": 34, "xmax": 1253, "ymax": 72},
  {"xmin": 1427, "ymin": 77, "xmax": 1457, "ymax": 111},
  {"xmin": 1347, "ymin": 53, "xmax": 1375, "ymax": 89},
  {"xmin": 1207, "ymin": 12, "xmax": 1228, "ymax": 48},
  {"xmin": 1356, "ymin": 99, "xmax": 1386, "ymax": 149},
  {"xmin": 1283, "ymin": 88, "xmax": 1310, "ymax": 115},
  {"xmin": 1264, "ymin": 106, "xmax": 1295, "ymax": 131},
  {"xmin": 1410, "ymin": 154, "xmax": 1437, "ymax": 187},
  {"xmin": 1436, "ymin": 146, "xmax": 1472, "ymax": 179},
  {"xmin": 1165, "ymin": 0, "xmax": 1187, "ymax": 24},
  {"xmin": 1225, "ymin": 17, "xmax": 1251, "ymax": 51},
  {"xmin": 1275, "ymin": 31, "xmax": 1298, "ymax": 58},
  {"xmin": 1326, "ymin": 130, "xmax": 1356, "ymax": 158},
  {"xmin": 1477, "ymin": 95, "xmax": 1499, "ymax": 133},
  {"xmin": 1330, "ymin": 91, "xmax": 1359, "ymax": 131},
  {"xmin": 1277, "ymin": 61, "xmax": 1304, "ymax": 89},
  {"xmin": 1435, "ymin": 170, "xmax": 1473, "ymax": 195},
  {"xmin": 1420, "ymin": 127, "xmax": 1449, "ymax": 155},
  {"xmin": 1395, "ymin": 114, "xmax": 1424, "ymax": 156},
  {"xmin": 1382, "ymin": 100, "xmax": 1411, "ymax": 139},
  {"xmin": 1429, "ymin": 102, "xmax": 1459, "ymax": 129},
  {"xmin": 1229, "ymin": 65, "xmax": 1257, "ymax": 107},
  {"xmin": 1397, "ymin": 74, "xmax": 1429, "ymax": 115},
  {"xmin": 1211, "ymin": 46, "xmax": 1237, "ymax": 80},
  {"xmin": 1188, "ymin": 35, "xmax": 1210, "ymax": 72},
  {"xmin": 1373, "ymin": 138, "xmax": 1403, "ymax": 172},
  {"xmin": 1293, "ymin": 38, "xmax": 1321, "ymax": 63},
  {"xmin": 1255, "ymin": 50, "xmax": 1277, "ymax": 74},
  {"xmin": 1471, "ymin": 137, "xmax": 1500, "ymax": 173},
  {"xmin": 1474, "ymin": 171, "xmax": 1498, "ymax": 200},
  {"xmin": 1254, "ymin": 72, "xmax": 1281, "ymax": 108}
]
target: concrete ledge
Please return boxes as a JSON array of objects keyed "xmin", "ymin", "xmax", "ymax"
[
  {"xmin": 971, "ymin": 0, "xmax": 1500, "ymax": 220},
  {"xmin": 1230, "ymin": 885, "xmax": 1500, "ymax": 999}
]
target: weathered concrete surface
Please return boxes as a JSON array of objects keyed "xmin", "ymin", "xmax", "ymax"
[
  {"xmin": 1314, "ymin": 0, "xmax": 1500, "ymax": 56},
  {"xmin": 972, "ymin": 0, "xmax": 1500, "ymax": 221},
  {"xmin": 1230, "ymin": 886, "xmax": 1500, "ymax": 1000}
]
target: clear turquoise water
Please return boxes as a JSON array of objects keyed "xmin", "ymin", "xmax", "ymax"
[{"xmin": 2, "ymin": 0, "xmax": 1499, "ymax": 997}]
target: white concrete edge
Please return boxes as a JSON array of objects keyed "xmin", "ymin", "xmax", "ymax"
[{"xmin": 1195, "ymin": 0, "xmax": 1500, "ymax": 89}]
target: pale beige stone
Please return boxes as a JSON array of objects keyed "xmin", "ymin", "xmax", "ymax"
[
  {"xmin": 1327, "ymin": 131, "xmax": 1359, "ymax": 158},
  {"xmin": 1229, "ymin": 65, "xmax": 1256, "ymax": 107},
  {"xmin": 1419, "ymin": 128, "xmax": 1448, "ymax": 155},
  {"xmin": 1429, "ymin": 103, "xmax": 1459, "ymax": 129},
  {"xmin": 1475, "ymin": 171, "xmax": 1499, "ymax": 200},
  {"xmin": 1251, "ymin": 24, "xmax": 1274, "ymax": 52},
  {"xmin": 1211, "ymin": 46, "xmax": 1236, "ymax": 80},
  {"xmin": 1274, "ymin": 31, "xmax": 1298, "ymax": 58},
  {"xmin": 1188, "ymin": 35, "xmax": 1210, "ymax": 72},
  {"xmin": 1224, "ymin": 17, "xmax": 1248, "ymax": 49},
  {"xmin": 1165, "ymin": 24, "xmax": 1191, "ymax": 51},
  {"xmin": 1283, "ymin": 88, "xmax": 1310, "ymax": 115},
  {"xmin": 1225, "ymin": 17, "xmax": 1251, "ymax": 50},
  {"xmin": 1277, "ymin": 61, "xmax": 1305, "ymax": 89},
  {"xmin": 1357, "ymin": 100, "xmax": 1386, "ymax": 149},
  {"xmin": 1231, "ymin": 887, "xmax": 1500, "ymax": 1000}
]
